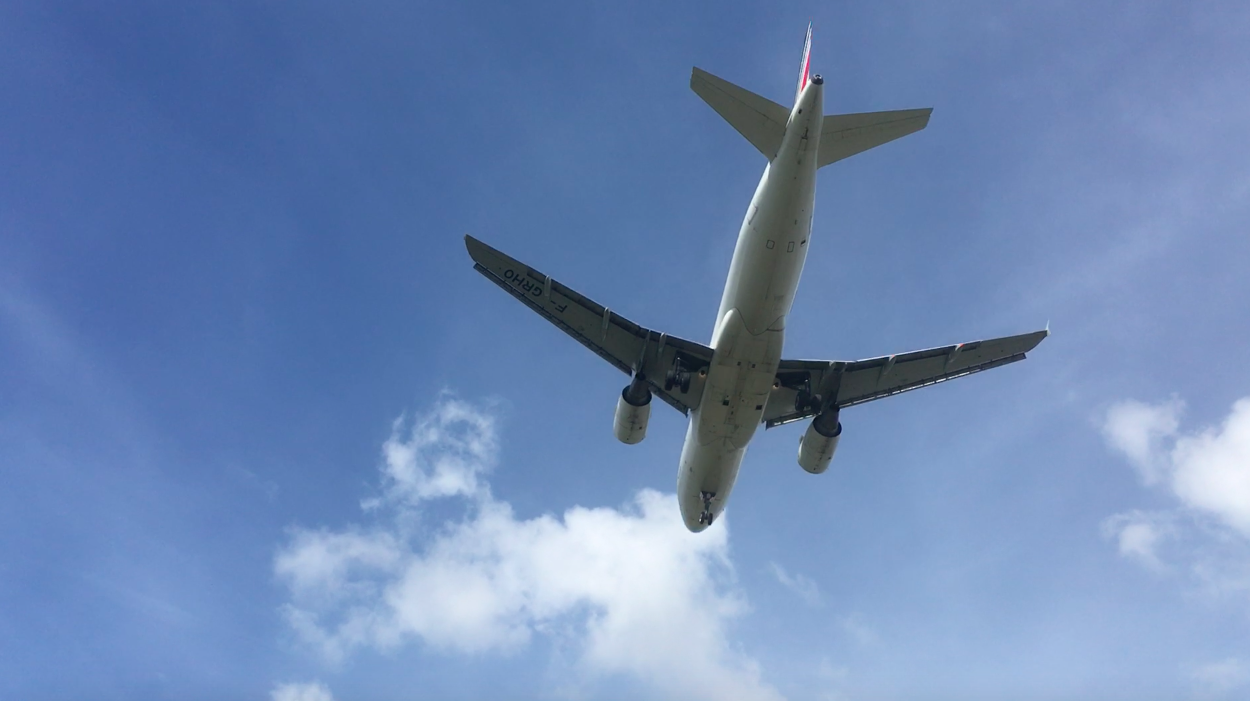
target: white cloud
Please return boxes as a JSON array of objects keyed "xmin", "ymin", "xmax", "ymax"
[
  {"xmin": 1103, "ymin": 397, "xmax": 1183, "ymax": 485},
  {"xmin": 1171, "ymin": 399, "xmax": 1250, "ymax": 537},
  {"xmin": 1102, "ymin": 397, "xmax": 1250, "ymax": 601},
  {"xmin": 1191, "ymin": 658, "xmax": 1249, "ymax": 698},
  {"xmin": 372, "ymin": 396, "xmax": 499, "ymax": 506},
  {"xmin": 1102, "ymin": 397, "xmax": 1250, "ymax": 539},
  {"xmin": 768, "ymin": 562, "xmax": 821, "ymax": 607},
  {"xmin": 1099, "ymin": 510, "xmax": 1172, "ymax": 571},
  {"xmin": 271, "ymin": 681, "xmax": 336, "ymax": 701},
  {"xmin": 275, "ymin": 397, "xmax": 783, "ymax": 701}
]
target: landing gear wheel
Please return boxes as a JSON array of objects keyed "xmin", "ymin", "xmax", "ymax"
[
  {"xmin": 698, "ymin": 490, "xmax": 716, "ymax": 527},
  {"xmin": 795, "ymin": 390, "xmax": 822, "ymax": 414},
  {"xmin": 665, "ymin": 369, "xmax": 692, "ymax": 393},
  {"xmin": 664, "ymin": 353, "xmax": 697, "ymax": 394}
]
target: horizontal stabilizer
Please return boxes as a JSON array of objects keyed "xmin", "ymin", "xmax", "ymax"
[
  {"xmin": 690, "ymin": 67, "xmax": 789, "ymax": 160},
  {"xmin": 818, "ymin": 108, "xmax": 932, "ymax": 167}
]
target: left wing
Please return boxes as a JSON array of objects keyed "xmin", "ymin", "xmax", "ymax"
[
  {"xmin": 763, "ymin": 329, "xmax": 1049, "ymax": 428},
  {"xmin": 465, "ymin": 235, "xmax": 713, "ymax": 415}
]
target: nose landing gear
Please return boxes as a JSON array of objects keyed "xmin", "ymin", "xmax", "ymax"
[{"xmin": 697, "ymin": 490, "xmax": 717, "ymax": 526}]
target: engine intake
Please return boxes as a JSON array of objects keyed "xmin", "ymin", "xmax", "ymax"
[
  {"xmin": 797, "ymin": 409, "xmax": 841, "ymax": 474},
  {"xmin": 614, "ymin": 374, "xmax": 652, "ymax": 444}
]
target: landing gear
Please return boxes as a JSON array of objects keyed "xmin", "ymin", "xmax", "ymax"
[
  {"xmin": 794, "ymin": 389, "xmax": 822, "ymax": 414},
  {"xmin": 664, "ymin": 354, "xmax": 694, "ymax": 393},
  {"xmin": 697, "ymin": 490, "xmax": 716, "ymax": 526},
  {"xmin": 664, "ymin": 368, "xmax": 692, "ymax": 394},
  {"xmin": 783, "ymin": 372, "xmax": 821, "ymax": 414}
]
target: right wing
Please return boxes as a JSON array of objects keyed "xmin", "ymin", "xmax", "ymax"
[
  {"xmin": 764, "ymin": 329, "xmax": 1049, "ymax": 428},
  {"xmin": 465, "ymin": 235, "xmax": 713, "ymax": 415}
]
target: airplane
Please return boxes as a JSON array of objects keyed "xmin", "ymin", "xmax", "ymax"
[{"xmin": 464, "ymin": 25, "xmax": 1047, "ymax": 532}]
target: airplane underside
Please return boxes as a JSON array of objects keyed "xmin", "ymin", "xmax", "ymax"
[
  {"xmin": 678, "ymin": 309, "xmax": 787, "ymax": 529},
  {"xmin": 464, "ymin": 25, "xmax": 1047, "ymax": 533}
]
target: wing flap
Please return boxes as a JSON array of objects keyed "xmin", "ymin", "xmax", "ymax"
[{"xmin": 465, "ymin": 235, "xmax": 713, "ymax": 414}]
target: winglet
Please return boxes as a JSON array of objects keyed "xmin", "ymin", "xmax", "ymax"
[{"xmin": 795, "ymin": 22, "xmax": 812, "ymax": 104}]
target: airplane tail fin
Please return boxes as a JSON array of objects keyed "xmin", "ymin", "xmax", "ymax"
[
  {"xmin": 795, "ymin": 22, "xmax": 813, "ymax": 104},
  {"xmin": 692, "ymin": 22, "xmax": 932, "ymax": 166}
]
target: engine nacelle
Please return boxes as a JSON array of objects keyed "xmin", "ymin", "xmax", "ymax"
[
  {"xmin": 613, "ymin": 375, "xmax": 652, "ymax": 444},
  {"xmin": 797, "ymin": 410, "xmax": 841, "ymax": 474}
]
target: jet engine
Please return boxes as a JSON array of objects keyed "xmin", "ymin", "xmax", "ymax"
[
  {"xmin": 797, "ymin": 408, "xmax": 841, "ymax": 474},
  {"xmin": 613, "ymin": 374, "xmax": 652, "ymax": 445}
]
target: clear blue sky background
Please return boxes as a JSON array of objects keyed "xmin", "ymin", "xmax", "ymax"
[{"xmin": 3, "ymin": 2, "xmax": 1249, "ymax": 700}]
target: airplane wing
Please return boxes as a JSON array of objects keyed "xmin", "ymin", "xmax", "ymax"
[
  {"xmin": 762, "ymin": 329, "xmax": 1049, "ymax": 428},
  {"xmin": 465, "ymin": 235, "xmax": 713, "ymax": 415}
]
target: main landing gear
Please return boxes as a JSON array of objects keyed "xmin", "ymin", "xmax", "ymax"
[
  {"xmin": 697, "ymin": 490, "xmax": 716, "ymax": 526},
  {"xmin": 664, "ymin": 365, "xmax": 692, "ymax": 394},
  {"xmin": 663, "ymin": 353, "xmax": 700, "ymax": 394}
]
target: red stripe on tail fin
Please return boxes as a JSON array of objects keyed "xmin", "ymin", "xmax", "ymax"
[{"xmin": 795, "ymin": 23, "xmax": 812, "ymax": 104}]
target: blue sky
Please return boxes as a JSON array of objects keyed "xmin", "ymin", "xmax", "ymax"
[{"xmin": 3, "ymin": 2, "xmax": 1250, "ymax": 699}]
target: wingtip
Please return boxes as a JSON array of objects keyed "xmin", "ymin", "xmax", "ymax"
[{"xmin": 464, "ymin": 233, "xmax": 486, "ymax": 261}]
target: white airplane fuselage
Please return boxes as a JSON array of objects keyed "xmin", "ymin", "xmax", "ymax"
[{"xmin": 678, "ymin": 79, "xmax": 824, "ymax": 531}]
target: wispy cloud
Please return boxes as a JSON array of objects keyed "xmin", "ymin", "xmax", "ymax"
[
  {"xmin": 814, "ymin": 657, "xmax": 850, "ymax": 701},
  {"xmin": 768, "ymin": 562, "xmax": 821, "ymax": 607},
  {"xmin": 838, "ymin": 612, "xmax": 879, "ymax": 647},
  {"xmin": 275, "ymin": 396, "xmax": 783, "ymax": 701},
  {"xmin": 0, "ymin": 276, "xmax": 152, "ymax": 458},
  {"xmin": 1100, "ymin": 510, "xmax": 1173, "ymax": 572},
  {"xmin": 271, "ymin": 681, "xmax": 336, "ymax": 701},
  {"xmin": 1191, "ymin": 658, "xmax": 1249, "ymax": 699}
]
